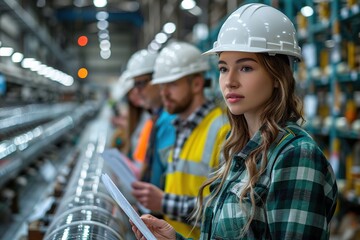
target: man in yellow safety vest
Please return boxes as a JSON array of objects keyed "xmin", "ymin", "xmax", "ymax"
[{"xmin": 132, "ymin": 41, "xmax": 230, "ymax": 239}]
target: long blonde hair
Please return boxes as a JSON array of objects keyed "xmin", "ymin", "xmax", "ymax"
[{"xmin": 192, "ymin": 53, "xmax": 304, "ymax": 235}]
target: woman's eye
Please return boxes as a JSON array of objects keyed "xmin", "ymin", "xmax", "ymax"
[{"xmin": 240, "ymin": 66, "xmax": 252, "ymax": 72}]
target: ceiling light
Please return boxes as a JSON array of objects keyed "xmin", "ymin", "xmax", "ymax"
[
  {"xmin": 0, "ymin": 47, "xmax": 14, "ymax": 56},
  {"xmin": 98, "ymin": 29, "xmax": 109, "ymax": 39},
  {"xmin": 97, "ymin": 20, "xmax": 109, "ymax": 30},
  {"xmin": 35, "ymin": 64, "xmax": 47, "ymax": 74},
  {"xmin": 100, "ymin": 49, "xmax": 111, "ymax": 59},
  {"xmin": 180, "ymin": 0, "xmax": 196, "ymax": 10},
  {"xmin": 155, "ymin": 32, "xmax": 168, "ymax": 44},
  {"xmin": 11, "ymin": 52, "xmax": 24, "ymax": 63},
  {"xmin": 99, "ymin": 32, "xmax": 109, "ymax": 39},
  {"xmin": 96, "ymin": 11, "xmax": 109, "ymax": 21},
  {"xmin": 99, "ymin": 39, "xmax": 111, "ymax": 50},
  {"xmin": 21, "ymin": 58, "xmax": 36, "ymax": 68},
  {"xmin": 62, "ymin": 76, "xmax": 74, "ymax": 86},
  {"xmin": 163, "ymin": 22, "xmax": 176, "ymax": 34},
  {"xmin": 93, "ymin": 0, "xmax": 107, "ymax": 8},
  {"xmin": 30, "ymin": 60, "xmax": 42, "ymax": 71},
  {"xmin": 149, "ymin": 41, "xmax": 161, "ymax": 51}
]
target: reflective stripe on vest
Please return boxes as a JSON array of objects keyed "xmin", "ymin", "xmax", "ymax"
[{"xmin": 166, "ymin": 113, "xmax": 226, "ymax": 176}]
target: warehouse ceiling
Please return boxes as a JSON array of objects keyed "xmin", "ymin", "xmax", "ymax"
[
  {"xmin": 46, "ymin": 0, "xmax": 229, "ymax": 88},
  {"xmin": 48, "ymin": 0, "xmax": 146, "ymax": 86},
  {"xmin": 41, "ymin": 0, "xmax": 202, "ymax": 88},
  {"xmin": 0, "ymin": 0, "xmax": 230, "ymax": 93}
]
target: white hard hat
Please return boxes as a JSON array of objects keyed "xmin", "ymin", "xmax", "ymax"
[
  {"xmin": 152, "ymin": 41, "xmax": 210, "ymax": 85},
  {"xmin": 116, "ymin": 72, "xmax": 134, "ymax": 99},
  {"xmin": 123, "ymin": 49, "xmax": 158, "ymax": 80},
  {"xmin": 204, "ymin": 3, "xmax": 302, "ymax": 61}
]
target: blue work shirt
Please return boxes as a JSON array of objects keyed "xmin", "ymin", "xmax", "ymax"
[{"xmin": 146, "ymin": 108, "xmax": 176, "ymax": 189}]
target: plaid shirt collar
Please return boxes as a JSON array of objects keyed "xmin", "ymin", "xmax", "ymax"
[
  {"xmin": 235, "ymin": 130, "xmax": 262, "ymax": 161},
  {"xmin": 172, "ymin": 100, "xmax": 216, "ymax": 132},
  {"xmin": 233, "ymin": 125, "xmax": 288, "ymax": 162},
  {"xmin": 171, "ymin": 100, "xmax": 216, "ymax": 166}
]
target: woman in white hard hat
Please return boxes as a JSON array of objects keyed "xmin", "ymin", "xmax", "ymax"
[{"xmin": 131, "ymin": 3, "xmax": 338, "ymax": 239}]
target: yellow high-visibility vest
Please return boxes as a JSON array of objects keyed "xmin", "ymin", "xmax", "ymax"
[{"xmin": 164, "ymin": 107, "xmax": 230, "ymax": 239}]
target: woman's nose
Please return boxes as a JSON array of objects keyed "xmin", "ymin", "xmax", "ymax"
[{"xmin": 225, "ymin": 71, "xmax": 240, "ymax": 89}]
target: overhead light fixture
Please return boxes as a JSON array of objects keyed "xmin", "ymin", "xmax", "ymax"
[
  {"xmin": 99, "ymin": 39, "xmax": 111, "ymax": 50},
  {"xmin": 44, "ymin": 66, "xmax": 55, "ymax": 78},
  {"xmin": 93, "ymin": 0, "xmax": 107, "ymax": 8},
  {"xmin": 35, "ymin": 64, "xmax": 47, "ymax": 74},
  {"xmin": 100, "ymin": 49, "xmax": 111, "ymax": 59},
  {"xmin": 21, "ymin": 58, "xmax": 36, "ymax": 68},
  {"xmin": 155, "ymin": 32, "xmax": 168, "ymax": 44},
  {"xmin": 11, "ymin": 52, "xmax": 24, "ymax": 63},
  {"xmin": 38, "ymin": 65, "xmax": 49, "ymax": 76},
  {"xmin": 180, "ymin": 0, "xmax": 196, "ymax": 10},
  {"xmin": 149, "ymin": 41, "xmax": 161, "ymax": 51},
  {"xmin": 61, "ymin": 76, "xmax": 74, "ymax": 86},
  {"xmin": 98, "ymin": 31, "xmax": 109, "ymax": 39},
  {"xmin": 97, "ymin": 20, "xmax": 109, "ymax": 30},
  {"xmin": 163, "ymin": 22, "xmax": 176, "ymax": 34},
  {"xmin": 29, "ymin": 60, "xmax": 42, "ymax": 72},
  {"xmin": 96, "ymin": 11, "xmax": 109, "ymax": 21},
  {"xmin": 0, "ymin": 47, "xmax": 14, "ymax": 56}
]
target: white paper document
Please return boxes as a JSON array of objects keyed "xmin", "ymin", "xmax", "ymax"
[
  {"xmin": 101, "ymin": 173, "xmax": 156, "ymax": 240},
  {"xmin": 101, "ymin": 149, "xmax": 137, "ymax": 194},
  {"xmin": 101, "ymin": 148, "xmax": 150, "ymax": 214}
]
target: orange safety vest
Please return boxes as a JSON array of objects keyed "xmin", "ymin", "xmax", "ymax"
[{"xmin": 132, "ymin": 118, "xmax": 153, "ymax": 163}]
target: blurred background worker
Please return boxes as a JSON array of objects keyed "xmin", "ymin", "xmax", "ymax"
[
  {"xmin": 131, "ymin": 41, "xmax": 230, "ymax": 239},
  {"xmin": 110, "ymin": 76, "xmax": 150, "ymax": 157},
  {"xmin": 123, "ymin": 49, "xmax": 176, "ymax": 191}
]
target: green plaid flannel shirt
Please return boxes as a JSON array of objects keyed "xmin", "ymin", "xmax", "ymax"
[{"xmin": 176, "ymin": 123, "xmax": 338, "ymax": 240}]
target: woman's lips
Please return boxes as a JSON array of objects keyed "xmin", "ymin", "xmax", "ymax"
[{"xmin": 225, "ymin": 93, "xmax": 244, "ymax": 103}]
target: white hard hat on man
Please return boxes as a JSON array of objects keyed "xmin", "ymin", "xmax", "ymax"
[
  {"xmin": 120, "ymin": 49, "xmax": 158, "ymax": 82},
  {"xmin": 152, "ymin": 41, "xmax": 210, "ymax": 85},
  {"xmin": 118, "ymin": 48, "xmax": 158, "ymax": 96}
]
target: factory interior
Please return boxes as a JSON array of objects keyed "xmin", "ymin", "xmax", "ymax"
[{"xmin": 0, "ymin": 0, "xmax": 359, "ymax": 239}]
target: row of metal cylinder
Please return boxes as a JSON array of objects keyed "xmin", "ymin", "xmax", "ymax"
[{"xmin": 44, "ymin": 116, "xmax": 134, "ymax": 240}]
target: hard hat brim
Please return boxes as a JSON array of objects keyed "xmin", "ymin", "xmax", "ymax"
[
  {"xmin": 203, "ymin": 45, "xmax": 302, "ymax": 62},
  {"xmin": 152, "ymin": 71, "xmax": 190, "ymax": 85}
]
